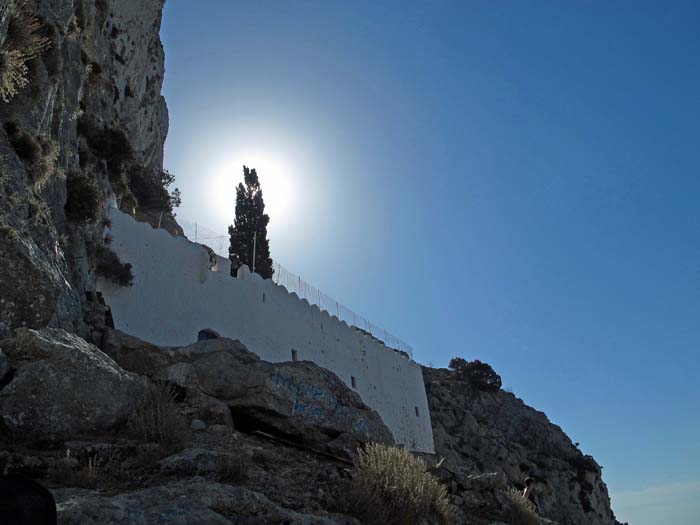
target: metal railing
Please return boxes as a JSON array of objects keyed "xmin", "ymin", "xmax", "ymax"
[{"xmin": 178, "ymin": 219, "xmax": 413, "ymax": 358}]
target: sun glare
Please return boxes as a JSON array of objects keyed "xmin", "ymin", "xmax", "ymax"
[{"xmin": 210, "ymin": 151, "xmax": 295, "ymax": 229}]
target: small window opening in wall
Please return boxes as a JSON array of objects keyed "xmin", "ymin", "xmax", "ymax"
[
  {"xmin": 262, "ymin": 293, "xmax": 266, "ymax": 303},
  {"xmin": 415, "ymin": 406, "xmax": 420, "ymax": 417},
  {"xmin": 291, "ymin": 349, "xmax": 298, "ymax": 362},
  {"xmin": 351, "ymin": 376, "xmax": 357, "ymax": 389}
]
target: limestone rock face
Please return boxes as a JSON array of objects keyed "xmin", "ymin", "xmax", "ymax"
[
  {"xmin": 0, "ymin": 328, "xmax": 145, "ymax": 437},
  {"xmin": 0, "ymin": 0, "xmax": 174, "ymax": 339},
  {"xmin": 424, "ymin": 366, "xmax": 619, "ymax": 525},
  {"xmin": 54, "ymin": 479, "xmax": 347, "ymax": 525},
  {"xmin": 101, "ymin": 331, "xmax": 394, "ymax": 457}
]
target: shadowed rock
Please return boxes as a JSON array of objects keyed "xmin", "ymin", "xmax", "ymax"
[
  {"xmin": 101, "ymin": 331, "xmax": 394, "ymax": 457},
  {"xmin": 0, "ymin": 328, "xmax": 145, "ymax": 438},
  {"xmin": 53, "ymin": 479, "xmax": 349, "ymax": 525},
  {"xmin": 423, "ymin": 366, "xmax": 619, "ymax": 524}
]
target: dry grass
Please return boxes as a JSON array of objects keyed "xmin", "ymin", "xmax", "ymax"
[
  {"xmin": 50, "ymin": 448, "xmax": 123, "ymax": 488},
  {"xmin": 0, "ymin": 0, "xmax": 51, "ymax": 102},
  {"xmin": 347, "ymin": 443, "xmax": 453, "ymax": 525},
  {"xmin": 505, "ymin": 487, "xmax": 541, "ymax": 525},
  {"xmin": 217, "ymin": 433, "xmax": 251, "ymax": 483},
  {"xmin": 31, "ymin": 136, "xmax": 63, "ymax": 190},
  {"xmin": 126, "ymin": 381, "xmax": 190, "ymax": 454},
  {"xmin": 5, "ymin": 123, "xmax": 63, "ymax": 189}
]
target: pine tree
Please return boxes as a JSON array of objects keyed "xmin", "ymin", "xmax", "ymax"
[{"xmin": 228, "ymin": 166, "xmax": 274, "ymax": 278}]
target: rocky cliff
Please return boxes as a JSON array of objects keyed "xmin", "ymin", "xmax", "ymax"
[
  {"xmin": 424, "ymin": 367, "xmax": 620, "ymax": 524},
  {"xmin": 0, "ymin": 0, "xmax": 174, "ymax": 342}
]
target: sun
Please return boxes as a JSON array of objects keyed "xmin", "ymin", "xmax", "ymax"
[{"xmin": 210, "ymin": 150, "xmax": 295, "ymax": 228}]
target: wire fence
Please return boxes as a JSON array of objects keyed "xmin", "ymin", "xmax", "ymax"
[{"xmin": 177, "ymin": 219, "xmax": 414, "ymax": 358}]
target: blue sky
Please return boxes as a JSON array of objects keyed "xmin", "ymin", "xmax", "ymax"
[{"xmin": 161, "ymin": 2, "xmax": 700, "ymax": 523}]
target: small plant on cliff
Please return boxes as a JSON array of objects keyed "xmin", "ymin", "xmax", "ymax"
[
  {"xmin": 126, "ymin": 381, "xmax": 190, "ymax": 454},
  {"xmin": 228, "ymin": 165, "xmax": 273, "ymax": 278},
  {"xmin": 5, "ymin": 122, "xmax": 63, "ymax": 189},
  {"xmin": 129, "ymin": 166, "xmax": 181, "ymax": 213},
  {"xmin": 65, "ymin": 175, "xmax": 103, "ymax": 222},
  {"xmin": 347, "ymin": 443, "xmax": 453, "ymax": 525},
  {"xmin": 448, "ymin": 357, "xmax": 502, "ymax": 392},
  {"xmin": 0, "ymin": 0, "xmax": 51, "ymax": 102},
  {"xmin": 95, "ymin": 245, "xmax": 133, "ymax": 286},
  {"xmin": 77, "ymin": 116, "xmax": 133, "ymax": 179},
  {"xmin": 505, "ymin": 487, "xmax": 541, "ymax": 525}
]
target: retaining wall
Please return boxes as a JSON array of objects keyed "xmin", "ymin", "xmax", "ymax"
[{"xmin": 97, "ymin": 210, "xmax": 435, "ymax": 452}]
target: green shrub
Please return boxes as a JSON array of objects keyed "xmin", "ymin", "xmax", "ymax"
[
  {"xmin": 65, "ymin": 175, "xmax": 102, "ymax": 222},
  {"xmin": 505, "ymin": 487, "xmax": 541, "ymax": 525},
  {"xmin": 129, "ymin": 165, "xmax": 170, "ymax": 210},
  {"xmin": 347, "ymin": 443, "xmax": 452, "ymax": 525},
  {"xmin": 126, "ymin": 381, "xmax": 190, "ymax": 454},
  {"xmin": 96, "ymin": 245, "xmax": 133, "ymax": 286},
  {"xmin": 568, "ymin": 453, "xmax": 600, "ymax": 474},
  {"xmin": 77, "ymin": 116, "xmax": 133, "ymax": 179},
  {"xmin": 448, "ymin": 358, "xmax": 502, "ymax": 392}
]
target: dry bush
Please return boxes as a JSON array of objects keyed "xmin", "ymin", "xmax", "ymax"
[
  {"xmin": 505, "ymin": 487, "xmax": 541, "ymax": 525},
  {"xmin": 50, "ymin": 448, "xmax": 122, "ymax": 488},
  {"xmin": 217, "ymin": 433, "xmax": 251, "ymax": 483},
  {"xmin": 5, "ymin": 122, "xmax": 62, "ymax": 189},
  {"xmin": 0, "ymin": 0, "xmax": 51, "ymax": 102},
  {"xmin": 347, "ymin": 443, "xmax": 452, "ymax": 525},
  {"xmin": 5, "ymin": 122, "xmax": 40, "ymax": 163},
  {"xmin": 31, "ymin": 136, "xmax": 62, "ymax": 189},
  {"xmin": 126, "ymin": 381, "xmax": 190, "ymax": 454},
  {"xmin": 216, "ymin": 451, "xmax": 251, "ymax": 483}
]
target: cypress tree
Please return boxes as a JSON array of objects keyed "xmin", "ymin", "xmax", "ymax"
[{"xmin": 228, "ymin": 166, "xmax": 274, "ymax": 278}]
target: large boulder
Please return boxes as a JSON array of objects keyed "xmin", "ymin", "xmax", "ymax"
[
  {"xmin": 175, "ymin": 338, "xmax": 394, "ymax": 457},
  {"xmin": 101, "ymin": 333, "xmax": 394, "ymax": 457},
  {"xmin": 53, "ymin": 479, "xmax": 349, "ymax": 525},
  {"xmin": 0, "ymin": 328, "xmax": 145, "ymax": 437},
  {"xmin": 101, "ymin": 328, "xmax": 184, "ymax": 376}
]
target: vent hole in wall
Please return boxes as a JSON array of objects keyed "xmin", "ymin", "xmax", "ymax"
[
  {"xmin": 351, "ymin": 376, "xmax": 356, "ymax": 388},
  {"xmin": 291, "ymin": 349, "xmax": 298, "ymax": 362},
  {"xmin": 415, "ymin": 406, "xmax": 420, "ymax": 417}
]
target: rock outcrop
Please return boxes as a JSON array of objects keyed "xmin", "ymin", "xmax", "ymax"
[
  {"xmin": 0, "ymin": 328, "xmax": 144, "ymax": 437},
  {"xmin": 424, "ymin": 366, "xmax": 619, "ymax": 525},
  {"xmin": 0, "ymin": 0, "xmax": 175, "ymax": 341},
  {"xmin": 101, "ymin": 330, "xmax": 394, "ymax": 458}
]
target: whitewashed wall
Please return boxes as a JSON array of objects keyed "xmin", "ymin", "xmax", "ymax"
[{"xmin": 97, "ymin": 210, "xmax": 435, "ymax": 453}]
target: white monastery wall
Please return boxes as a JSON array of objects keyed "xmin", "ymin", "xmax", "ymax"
[{"xmin": 97, "ymin": 209, "xmax": 435, "ymax": 453}]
